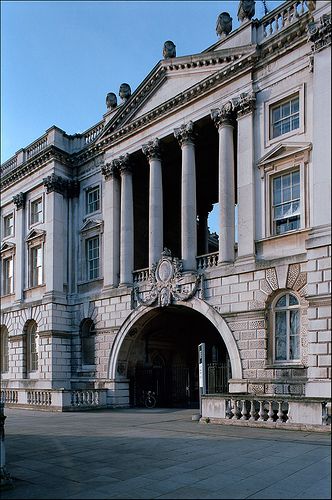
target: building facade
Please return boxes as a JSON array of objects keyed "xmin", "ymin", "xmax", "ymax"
[{"xmin": 1, "ymin": 1, "xmax": 331, "ymax": 429}]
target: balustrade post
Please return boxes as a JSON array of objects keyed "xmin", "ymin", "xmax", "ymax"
[
  {"xmin": 258, "ymin": 400, "xmax": 265, "ymax": 421},
  {"xmin": 277, "ymin": 401, "xmax": 284, "ymax": 422},
  {"xmin": 249, "ymin": 399, "xmax": 256, "ymax": 421},
  {"xmin": 241, "ymin": 400, "xmax": 249, "ymax": 420},
  {"xmin": 268, "ymin": 401, "xmax": 275, "ymax": 421}
]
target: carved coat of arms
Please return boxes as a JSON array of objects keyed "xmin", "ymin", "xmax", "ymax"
[{"xmin": 134, "ymin": 249, "xmax": 203, "ymax": 308}]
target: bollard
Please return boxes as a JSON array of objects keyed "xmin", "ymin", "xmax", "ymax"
[{"xmin": 0, "ymin": 402, "xmax": 13, "ymax": 488}]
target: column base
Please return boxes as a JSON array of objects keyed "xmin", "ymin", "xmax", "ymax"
[{"xmin": 236, "ymin": 254, "xmax": 256, "ymax": 266}]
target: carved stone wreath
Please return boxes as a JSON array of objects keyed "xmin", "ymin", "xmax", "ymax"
[{"xmin": 134, "ymin": 248, "xmax": 203, "ymax": 308}]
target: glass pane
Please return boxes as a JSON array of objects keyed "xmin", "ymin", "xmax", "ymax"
[
  {"xmin": 283, "ymin": 187, "xmax": 292, "ymax": 202},
  {"xmin": 291, "ymin": 115, "xmax": 299, "ymax": 130},
  {"xmin": 272, "ymin": 107, "xmax": 281, "ymax": 122},
  {"xmin": 289, "ymin": 294, "xmax": 299, "ymax": 306},
  {"xmin": 274, "ymin": 205, "xmax": 283, "ymax": 220},
  {"xmin": 273, "ymin": 177, "xmax": 282, "ymax": 205},
  {"xmin": 290, "ymin": 334, "xmax": 300, "ymax": 360},
  {"xmin": 282, "ymin": 202, "xmax": 292, "ymax": 217},
  {"xmin": 275, "ymin": 311, "xmax": 287, "ymax": 361},
  {"xmin": 292, "ymin": 182, "xmax": 300, "ymax": 200},
  {"xmin": 282, "ymin": 173, "xmax": 291, "ymax": 188},
  {"xmin": 276, "ymin": 295, "xmax": 287, "ymax": 307},
  {"xmin": 291, "ymin": 201, "xmax": 300, "ymax": 215},
  {"xmin": 289, "ymin": 215, "xmax": 300, "ymax": 230},
  {"xmin": 281, "ymin": 101, "xmax": 290, "ymax": 117},
  {"xmin": 272, "ymin": 123, "xmax": 282, "ymax": 138},
  {"xmin": 282, "ymin": 118, "xmax": 291, "ymax": 134},
  {"xmin": 291, "ymin": 97, "xmax": 299, "ymax": 113},
  {"xmin": 290, "ymin": 309, "xmax": 300, "ymax": 334}
]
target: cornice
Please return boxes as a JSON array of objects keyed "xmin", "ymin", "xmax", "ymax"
[{"xmin": 1, "ymin": 146, "xmax": 72, "ymax": 190}]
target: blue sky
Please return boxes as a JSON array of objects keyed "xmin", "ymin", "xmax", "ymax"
[{"xmin": 1, "ymin": 0, "xmax": 283, "ymax": 163}]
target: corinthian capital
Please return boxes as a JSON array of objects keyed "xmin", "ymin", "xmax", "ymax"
[
  {"xmin": 43, "ymin": 173, "xmax": 68, "ymax": 194},
  {"xmin": 101, "ymin": 160, "xmax": 119, "ymax": 180},
  {"xmin": 13, "ymin": 192, "xmax": 26, "ymax": 210},
  {"xmin": 307, "ymin": 13, "xmax": 331, "ymax": 53},
  {"xmin": 211, "ymin": 101, "xmax": 234, "ymax": 128},
  {"xmin": 142, "ymin": 138, "xmax": 161, "ymax": 160},
  {"xmin": 232, "ymin": 92, "xmax": 256, "ymax": 117},
  {"xmin": 116, "ymin": 154, "xmax": 132, "ymax": 175},
  {"xmin": 174, "ymin": 121, "xmax": 195, "ymax": 146}
]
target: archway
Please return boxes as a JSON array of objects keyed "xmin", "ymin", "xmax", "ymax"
[{"xmin": 108, "ymin": 299, "xmax": 243, "ymax": 408}]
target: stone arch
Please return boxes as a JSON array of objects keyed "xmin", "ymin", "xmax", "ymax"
[{"xmin": 108, "ymin": 298, "xmax": 243, "ymax": 382}]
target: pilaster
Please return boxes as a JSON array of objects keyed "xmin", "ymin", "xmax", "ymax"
[
  {"xmin": 12, "ymin": 192, "xmax": 26, "ymax": 302},
  {"xmin": 118, "ymin": 154, "xmax": 134, "ymax": 286}
]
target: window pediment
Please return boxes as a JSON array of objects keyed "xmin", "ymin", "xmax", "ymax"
[
  {"xmin": 80, "ymin": 218, "xmax": 103, "ymax": 234},
  {"xmin": 0, "ymin": 241, "xmax": 15, "ymax": 256},
  {"xmin": 26, "ymin": 229, "xmax": 46, "ymax": 245},
  {"xmin": 258, "ymin": 142, "xmax": 312, "ymax": 170}
]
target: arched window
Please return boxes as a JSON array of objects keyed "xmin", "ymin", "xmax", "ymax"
[
  {"xmin": 273, "ymin": 293, "xmax": 300, "ymax": 362},
  {"xmin": 81, "ymin": 319, "xmax": 95, "ymax": 366},
  {"xmin": 1, "ymin": 325, "xmax": 9, "ymax": 373},
  {"xmin": 27, "ymin": 321, "xmax": 38, "ymax": 372}
]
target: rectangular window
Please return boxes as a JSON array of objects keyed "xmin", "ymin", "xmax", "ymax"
[
  {"xmin": 3, "ymin": 257, "xmax": 13, "ymax": 295},
  {"xmin": 270, "ymin": 95, "xmax": 299, "ymax": 139},
  {"xmin": 30, "ymin": 198, "xmax": 43, "ymax": 225},
  {"xmin": 272, "ymin": 170, "xmax": 300, "ymax": 235},
  {"xmin": 31, "ymin": 246, "xmax": 43, "ymax": 287},
  {"xmin": 3, "ymin": 213, "xmax": 14, "ymax": 237},
  {"xmin": 87, "ymin": 237, "xmax": 99, "ymax": 280},
  {"xmin": 86, "ymin": 186, "xmax": 100, "ymax": 214}
]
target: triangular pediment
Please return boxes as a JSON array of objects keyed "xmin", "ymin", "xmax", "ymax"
[
  {"xmin": 97, "ymin": 45, "xmax": 256, "ymax": 143},
  {"xmin": 258, "ymin": 142, "xmax": 312, "ymax": 166},
  {"xmin": 80, "ymin": 218, "xmax": 103, "ymax": 233},
  {"xmin": 26, "ymin": 229, "xmax": 46, "ymax": 242},
  {"xmin": 0, "ymin": 241, "xmax": 15, "ymax": 254}
]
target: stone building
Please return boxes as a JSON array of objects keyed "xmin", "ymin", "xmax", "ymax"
[{"xmin": 1, "ymin": 0, "xmax": 331, "ymax": 429}]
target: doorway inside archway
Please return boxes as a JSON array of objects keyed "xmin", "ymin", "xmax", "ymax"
[{"xmin": 125, "ymin": 306, "xmax": 231, "ymax": 408}]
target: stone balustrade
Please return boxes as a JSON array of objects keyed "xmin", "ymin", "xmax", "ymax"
[
  {"xmin": 0, "ymin": 388, "xmax": 107, "ymax": 411},
  {"xmin": 133, "ymin": 268, "xmax": 150, "ymax": 283},
  {"xmin": 261, "ymin": 0, "xmax": 311, "ymax": 39},
  {"xmin": 196, "ymin": 252, "xmax": 219, "ymax": 270},
  {"xmin": 202, "ymin": 394, "xmax": 331, "ymax": 430},
  {"xmin": 84, "ymin": 122, "xmax": 104, "ymax": 145},
  {"xmin": 25, "ymin": 134, "xmax": 48, "ymax": 159}
]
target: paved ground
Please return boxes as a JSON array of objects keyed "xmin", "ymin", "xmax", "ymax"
[{"xmin": 1, "ymin": 407, "xmax": 331, "ymax": 499}]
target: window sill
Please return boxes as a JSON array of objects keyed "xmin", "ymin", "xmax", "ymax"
[
  {"xmin": 266, "ymin": 363, "xmax": 305, "ymax": 369},
  {"xmin": 77, "ymin": 278, "xmax": 103, "ymax": 286},
  {"xmin": 256, "ymin": 227, "xmax": 310, "ymax": 243},
  {"xmin": 2, "ymin": 234, "xmax": 15, "ymax": 240},
  {"xmin": 1, "ymin": 292, "xmax": 15, "ymax": 298},
  {"xmin": 24, "ymin": 284, "xmax": 46, "ymax": 291}
]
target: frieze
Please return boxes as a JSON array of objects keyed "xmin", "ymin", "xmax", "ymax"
[
  {"xmin": 13, "ymin": 192, "xmax": 26, "ymax": 210},
  {"xmin": 142, "ymin": 138, "xmax": 161, "ymax": 160},
  {"xmin": 134, "ymin": 248, "xmax": 203, "ymax": 308},
  {"xmin": 174, "ymin": 122, "xmax": 195, "ymax": 146}
]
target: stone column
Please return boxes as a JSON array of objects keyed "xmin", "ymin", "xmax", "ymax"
[
  {"xmin": 118, "ymin": 154, "xmax": 134, "ymax": 286},
  {"xmin": 43, "ymin": 174, "xmax": 67, "ymax": 298},
  {"xmin": 174, "ymin": 121, "xmax": 197, "ymax": 271},
  {"xmin": 234, "ymin": 92, "xmax": 256, "ymax": 261},
  {"xmin": 142, "ymin": 138, "xmax": 163, "ymax": 268},
  {"xmin": 211, "ymin": 103, "xmax": 235, "ymax": 263},
  {"xmin": 102, "ymin": 161, "xmax": 121, "ymax": 288},
  {"xmin": 12, "ymin": 192, "xmax": 26, "ymax": 302}
]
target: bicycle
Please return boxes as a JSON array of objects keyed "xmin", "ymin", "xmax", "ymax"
[{"xmin": 142, "ymin": 390, "xmax": 156, "ymax": 409}]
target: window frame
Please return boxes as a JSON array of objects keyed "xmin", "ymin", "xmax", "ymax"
[
  {"xmin": 271, "ymin": 168, "xmax": 301, "ymax": 236},
  {"xmin": 2, "ymin": 256, "xmax": 14, "ymax": 295},
  {"xmin": 30, "ymin": 244, "xmax": 44, "ymax": 288},
  {"xmin": 80, "ymin": 319, "xmax": 96, "ymax": 368},
  {"xmin": 259, "ymin": 145, "xmax": 310, "ymax": 239},
  {"xmin": 0, "ymin": 325, "xmax": 9, "ymax": 374},
  {"xmin": 86, "ymin": 185, "xmax": 101, "ymax": 215},
  {"xmin": 26, "ymin": 321, "xmax": 38, "ymax": 373},
  {"xmin": 271, "ymin": 292, "xmax": 301, "ymax": 365},
  {"xmin": 86, "ymin": 236, "xmax": 100, "ymax": 281},
  {"xmin": 78, "ymin": 219, "xmax": 103, "ymax": 284},
  {"xmin": 29, "ymin": 195, "xmax": 44, "ymax": 226},
  {"xmin": 264, "ymin": 84, "xmax": 305, "ymax": 148},
  {"xmin": 3, "ymin": 212, "xmax": 15, "ymax": 238}
]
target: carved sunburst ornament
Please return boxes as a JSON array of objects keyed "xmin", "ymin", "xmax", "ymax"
[{"xmin": 134, "ymin": 248, "xmax": 202, "ymax": 308}]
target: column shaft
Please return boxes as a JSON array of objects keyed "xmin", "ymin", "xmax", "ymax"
[
  {"xmin": 119, "ymin": 159, "xmax": 133, "ymax": 286},
  {"xmin": 103, "ymin": 171, "xmax": 120, "ymax": 287},
  {"xmin": 14, "ymin": 205, "xmax": 25, "ymax": 302},
  {"xmin": 149, "ymin": 157, "xmax": 163, "ymax": 267},
  {"xmin": 181, "ymin": 141, "xmax": 197, "ymax": 270},
  {"xmin": 218, "ymin": 124, "xmax": 235, "ymax": 263}
]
